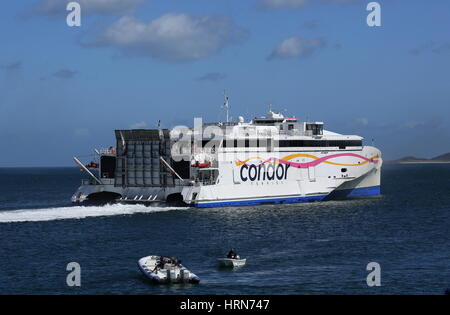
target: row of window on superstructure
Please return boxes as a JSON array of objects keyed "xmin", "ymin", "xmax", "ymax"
[{"xmin": 202, "ymin": 139, "xmax": 362, "ymax": 148}]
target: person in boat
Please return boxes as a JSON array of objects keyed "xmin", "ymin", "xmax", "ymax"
[
  {"xmin": 152, "ymin": 256, "xmax": 166, "ymax": 273},
  {"xmin": 227, "ymin": 248, "xmax": 237, "ymax": 259},
  {"xmin": 170, "ymin": 257, "xmax": 182, "ymax": 267}
]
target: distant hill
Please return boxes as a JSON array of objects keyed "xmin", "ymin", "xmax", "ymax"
[
  {"xmin": 388, "ymin": 152, "xmax": 450, "ymax": 164},
  {"xmin": 430, "ymin": 153, "xmax": 450, "ymax": 161}
]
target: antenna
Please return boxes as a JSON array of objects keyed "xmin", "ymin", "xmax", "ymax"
[
  {"xmin": 157, "ymin": 120, "xmax": 163, "ymax": 139},
  {"xmin": 221, "ymin": 90, "xmax": 230, "ymax": 123}
]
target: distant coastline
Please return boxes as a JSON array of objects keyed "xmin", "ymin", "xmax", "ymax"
[
  {"xmin": 387, "ymin": 152, "xmax": 450, "ymax": 164},
  {"xmin": 391, "ymin": 161, "xmax": 450, "ymax": 164}
]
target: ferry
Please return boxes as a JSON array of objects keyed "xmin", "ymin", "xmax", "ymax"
[{"xmin": 71, "ymin": 100, "xmax": 382, "ymax": 208}]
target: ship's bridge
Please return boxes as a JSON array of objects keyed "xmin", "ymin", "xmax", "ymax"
[{"xmin": 252, "ymin": 110, "xmax": 285, "ymax": 125}]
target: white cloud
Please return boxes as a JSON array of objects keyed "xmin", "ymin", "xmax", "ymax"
[
  {"xmin": 84, "ymin": 13, "xmax": 248, "ymax": 62},
  {"xmin": 53, "ymin": 69, "xmax": 77, "ymax": 79},
  {"xmin": 258, "ymin": 0, "xmax": 309, "ymax": 9},
  {"xmin": 355, "ymin": 118, "xmax": 369, "ymax": 126},
  {"xmin": 402, "ymin": 121, "xmax": 424, "ymax": 129},
  {"xmin": 130, "ymin": 121, "xmax": 147, "ymax": 129},
  {"xmin": 410, "ymin": 41, "xmax": 450, "ymax": 55},
  {"xmin": 28, "ymin": 0, "xmax": 144, "ymax": 16},
  {"xmin": 0, "ymin": 61, "xmax": 22, "ymax": 71},
  {"xmin": 268, "ymin": 37, "xmax": 325, "ymax": 60}
]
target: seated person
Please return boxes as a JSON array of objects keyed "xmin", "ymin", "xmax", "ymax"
[
  {"xmin": 152, "ymin": 257, "xmax": 166, "ymax": 273},
  {"xmin": 227, "ymin": 248, "xmax": 237, "ymax": 259}
]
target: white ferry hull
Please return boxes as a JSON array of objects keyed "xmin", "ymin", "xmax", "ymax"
[{"xmin": 183, "ymin": 146, "xmax": 382, "ymax": 208}]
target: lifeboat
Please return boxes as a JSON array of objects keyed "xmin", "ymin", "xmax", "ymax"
[
  {"xmin": 191, "ymin": 161, "xmax": 212, "ymax": 168},
  {"xmin": 138, "ymin": 255, "xmax": 200, "ymax": 284},
  {"xmin": 198, "ymin": 161, "xmax": 211, "ymax": 168}
]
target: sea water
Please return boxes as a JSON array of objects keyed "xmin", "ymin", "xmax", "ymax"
[{"xmin": 0, "ymin": 165, "xmax": 449, "ymax": 294}]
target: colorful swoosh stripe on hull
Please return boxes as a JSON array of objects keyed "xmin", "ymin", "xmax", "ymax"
[{"xmin": 236, "ymin": 153, "xmax": 380, "ymax": 168}]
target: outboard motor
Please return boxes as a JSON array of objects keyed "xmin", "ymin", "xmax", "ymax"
[
  {"xmin": 180, "ymin": 269, "xmax": 190, "ymax": 283},
  {"xmin": 166, "ymin": 268, "xmax": 176, "ymax": 282}
]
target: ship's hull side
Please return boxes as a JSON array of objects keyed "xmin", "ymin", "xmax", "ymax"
[{"xmin": 185, "ymin": 146, "xmax": 382, "ymax": 208}]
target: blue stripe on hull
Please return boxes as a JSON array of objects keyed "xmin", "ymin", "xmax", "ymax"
[
  {"xmin": 194, "ymin": 185, "xmax": 381, "ymax": 208},
  {"xmin": 325, "ymin": 185, "xmax": 381, "ymax": 200},
  {"xmin": 195, "ymin": 194, "xmax": 326, "ymax": 208}
]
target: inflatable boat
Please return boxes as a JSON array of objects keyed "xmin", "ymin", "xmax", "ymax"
[{"xmin": 138, "ymin": 255, "xmax": 200, "ymax": 284}]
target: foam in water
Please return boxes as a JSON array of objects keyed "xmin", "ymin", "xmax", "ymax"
[{"xmin": 0, "ymin": 204, "xmax": 186, "ymax": 223}]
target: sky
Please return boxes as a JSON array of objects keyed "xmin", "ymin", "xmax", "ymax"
[{"xmin": 0, "ymin": 0, "xmax": 449, "ymax": 166}]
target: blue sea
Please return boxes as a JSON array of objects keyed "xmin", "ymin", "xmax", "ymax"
[{"xmin": 0, "ymin": 164, "xmax": 449, "ymax": 295}]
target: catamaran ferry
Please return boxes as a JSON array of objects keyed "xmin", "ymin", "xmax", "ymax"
[{"xmin": 72, "ymin": 105, "xmax": 382, "ymax": 208}]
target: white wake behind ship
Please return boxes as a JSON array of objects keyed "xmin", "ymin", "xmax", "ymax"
[{"xmin": 72, "ymin": 104, "xmax": 382, "ymax": 208}]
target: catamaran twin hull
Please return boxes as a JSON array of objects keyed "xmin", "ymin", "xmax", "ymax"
[
  {"xmin": 72, "ymin": 149, "xmax": 382, "ymax": 208},
  {"xmin": 71, "ymin": 112, "xmax": 382, "ymax": 208}
]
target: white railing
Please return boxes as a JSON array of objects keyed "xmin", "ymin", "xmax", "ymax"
[
  {"xmin": 81, "ymin": 178, "xmax": 96, "ymax": 185},
  {"xmin": 99, "ymin": 178, "xmax": 115, "ymax": 185},
  {"xmin": 99, "ymin": 148, "xmax": 117, "ymax": 155},
  {"xmin": 81, "ymin": 178, "xmax": 115, "ymax": 185},
  {"xmin": 278, "ymin": 129, "xmax": 313, "ymax": 137}
]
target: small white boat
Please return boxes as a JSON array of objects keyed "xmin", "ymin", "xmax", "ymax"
[
  {"xmin": 217, "ymin": 257, "xmax": 247, "ymax": 268},
  {"xmin": 138, "ymin": 255, "xmax": 200, "ymax": 284}
]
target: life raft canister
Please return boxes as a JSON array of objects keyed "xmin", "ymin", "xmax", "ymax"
[{"xmin": 191, "ymin": 161, "xmax": 211, "ymax": 168}]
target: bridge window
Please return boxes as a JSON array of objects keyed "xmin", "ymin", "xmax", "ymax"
[
  {"xmin": 278, "ymin": 140, "xmax": 362, "ymax": 148},
  {"xmin": 306, "ymin": 123, "xmax": 323, "ymax": 136}
]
